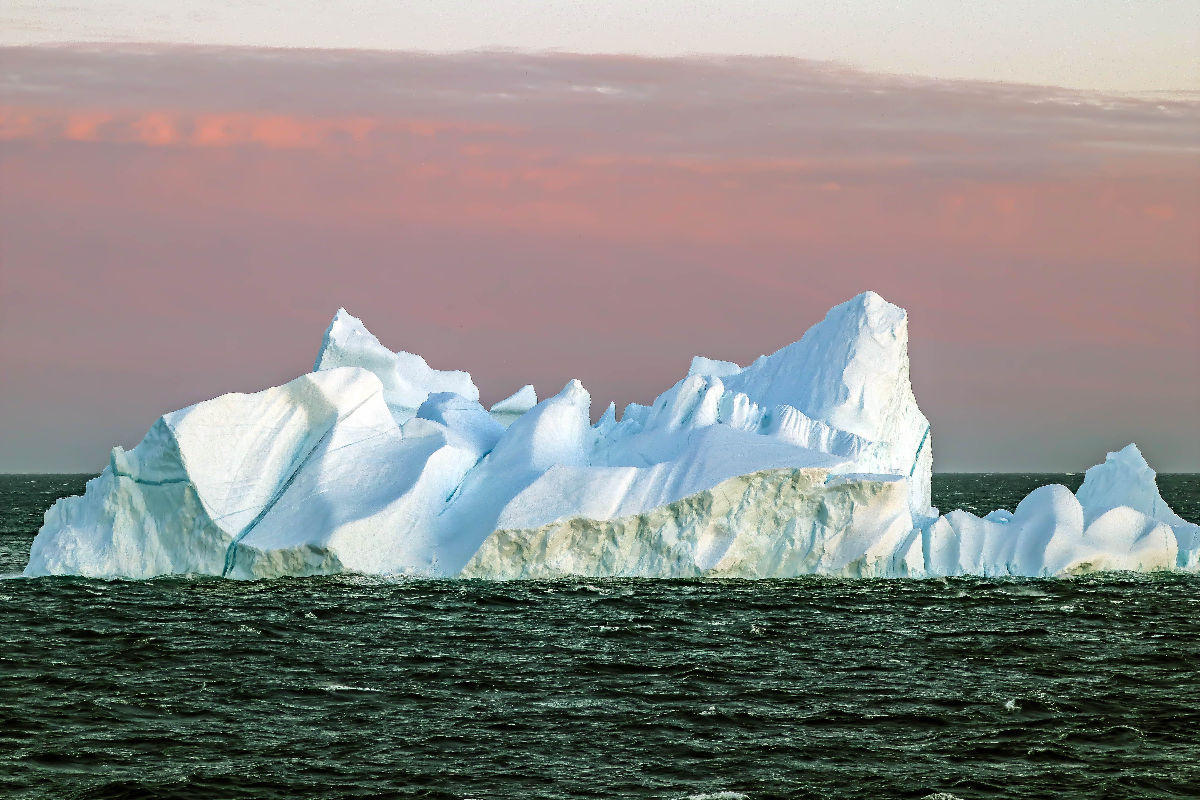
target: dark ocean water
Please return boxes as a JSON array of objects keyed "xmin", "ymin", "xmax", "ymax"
[{"xmin": 1, "ymin": 474, "xmax": 1198, "ymax": 800}]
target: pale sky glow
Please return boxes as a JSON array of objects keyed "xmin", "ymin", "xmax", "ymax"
[{"xmin": 3, "ymin": 0, "xmax": 1198, "ymax": 92}]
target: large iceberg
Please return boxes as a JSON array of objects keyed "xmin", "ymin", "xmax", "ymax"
[{"xmin": 24, "ymin": 293, "xmax": 1198, "ymax": 579}]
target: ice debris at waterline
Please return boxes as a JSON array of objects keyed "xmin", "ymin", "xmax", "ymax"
[{"xmin": 24, "ymin": 292, "xmax": 1199, "ymax": 579}]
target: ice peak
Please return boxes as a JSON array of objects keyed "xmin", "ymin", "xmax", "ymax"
[
  {"xmin": 595, "ymin": 401, "xmax": 617, "ymax": 436},
  {"xmin": 327, "ymin": 306, "xmax": 368, "ymax": 335},
  {"xmin": 829, "ymin": 290, "xmax": 908, "ymax": 334},
  {"xmin": 315, "ymin": 307, "xmax": 375, "ymax": 372},
  {"xmin": 719, "ymin": 290, "xmax": 916, "ymax": 433},
  {"xmin": 851, "ymin": 289, "xmax": 888, "ymax": 308},
  {"xmin": 489, "ymin": 377, "xmax": 592, "ymax": 472},
  {"xmin": 313, "ymin": 307, "xmax": 479, "ymax": 421},
  {"xmin": 847, "ymin": 289, "xmax": 885, "ymax": 309},
  {"xmin": 1076, "ymin": 442, "xmax": 1180, "ymax": 526},
  {"xmin": 491, "ymin": 385, "xmax": 538, "ymax": 415},
  {"xmin": 1089, "ymin": 443, "xmax": 1152, "ymax": 482},
  {"xmin": 489, "ymin": 385, "xmax": 538, "ymax": 428},
  {"xmin": 557, "ymin": 379, "xmax": 590, "ymax": 406},
  {"xmin": 688, "ymin": 355, "xmax": 741, "ymax": 379},
  {"xmin": 1113, "ymin": 442, "xmax": 1148, "ymax": 466}
]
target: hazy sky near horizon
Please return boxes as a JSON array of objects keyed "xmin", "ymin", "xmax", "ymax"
[
  {"xmin": 0, "ymin": 42, "xmax": 1198, "ymax": 472},
  {"xmin": 3, "ymin": 0, "xmax": 1199, "ymax": 92}
]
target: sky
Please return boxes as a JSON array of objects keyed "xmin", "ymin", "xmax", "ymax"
[
  {"xmin": 3, "ymin": 0, "xmax": 1198, "ymax": 92},
  {"xmin": 0, "ymin": 6, "xmax": 1198, "ymax": 473}
]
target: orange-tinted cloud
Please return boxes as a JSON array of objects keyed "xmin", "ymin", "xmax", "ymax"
[
  {"xmin": 130, "ymin": 111, "xmax": 177, "ymax": 145},
  {"xmin": 0, "ymin": 107, "xmax": 522, "ymax": 151}
]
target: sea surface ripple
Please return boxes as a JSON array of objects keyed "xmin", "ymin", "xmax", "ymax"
[{"xmin": 1, "ymin": 474, "xmax": 1197, "ymax": 800}]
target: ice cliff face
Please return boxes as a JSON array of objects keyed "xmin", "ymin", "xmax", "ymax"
[
  {"xmin": 463, "ymin": 470, "xmax": 917, "ymax": 580},
  {"xmin": 24, "ymin": 294, "xmax": 1198, "ymax": 579}
]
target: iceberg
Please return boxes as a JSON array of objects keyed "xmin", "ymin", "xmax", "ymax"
[{"xmin": 24, "ymin": 293, "xmax": 1198, "ymax": 579}]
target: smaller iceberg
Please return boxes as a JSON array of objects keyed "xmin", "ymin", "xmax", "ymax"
[{"xmin": 904, "ymin": 445, "xmax": 1197, "ymax": 577}]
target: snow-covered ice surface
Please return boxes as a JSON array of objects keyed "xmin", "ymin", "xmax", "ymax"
[{"xmin": 24, "ymin": 293, "xmax": 1198, "ymax": 579}]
